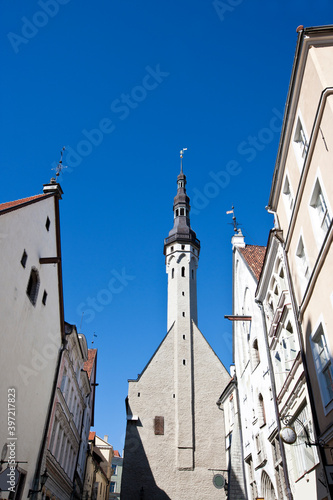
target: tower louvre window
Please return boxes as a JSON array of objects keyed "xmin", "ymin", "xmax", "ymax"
[
  {"xmin": 180, "ymin": 208, "xmax": 185, "ymax": 216},
  {"xmin": 176, "ymin": 209, "xmax": 179, "ymax": 217}
]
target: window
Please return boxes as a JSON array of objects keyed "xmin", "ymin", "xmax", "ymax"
[
  {"xmin": 42, "ymin": 290, "xmax": 48, "ymax": 305},
  {"xmin": 111, "ymin": 464, "xmax": 117, "ymax": 476},
  {"xmin": 26, "ymin": 267, "xmax": 40, "ymax": 305},
  {"xmin": 282, "ymin": 175, "xmax": 294, "ymax": 215},
  {"xmin": 191, "ymin": 269, "xmax": 194, "ymax": 279},
  {"xmin": 310, "ymin": 179, "xmax": 331, "ymax": 244},
  {"xmin": 171, "ymin": 268, "xmax": 174, "ymax": 279},
  {"xmin": 181, "ymin": 266, "xmax": 185, "ymax": 277},
  {"xmin": 60, "ymin": 369, "xmax": 67, "ymax": 393},
  {"xmin": 154, "ymin": 416, "xmax": 164, "ymax": 435},
  {"xmin": 182, "ymin": 311, "xmax": 185, "ymax": 317},
  {"xmin": 175, "ymin": 209, "xmax": 179, "ymax": 217},
  {"xmin": 21, "ymin": 250, "xmax": 28, "ymax": 268},
  {"xmin": 181, "ymin": 245, "xmax": 185, "ymax": 250},
  {"xmin": 296, "ymin": 236, "xmax": 310, "ymax": 281},
  {"xmin": 251, "ymin": 338, "xmax": 260, "ymax": 371},
  {"xmin": 110, "ymin": 482, "xmax": 116, "ymax": 493},
  {"xmin": 258, "ymin": 393, "xmax": 266, "ymax": 427},
  {"xmin": 294, "ymin": 117, "xmax": 308, "ymax": 163},
  {"xmin": 311, "ymin": 323, "xmax": 333, "ymax": 408},
  {"xmin": 180, "ymin": 208, "xmax": 185, "ymax": 216},
  {"xmin": 45, "ymin": 216, "xmax": 50, "ymax": 231}
]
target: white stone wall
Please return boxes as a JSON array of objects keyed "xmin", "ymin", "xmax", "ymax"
[{"xmin": 0, "ymin": 196, "xmax": 63, "ymax": 499}]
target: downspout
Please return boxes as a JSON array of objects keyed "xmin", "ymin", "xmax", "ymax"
[
  {"xmin": 255, "ymin": 299, "xmax": 293, "ymax": 500},
  {"xmin": 281, "ymin": 246, "xmax": 333, "ymax": 500},
  {"xmin": 30, "ymin": 342, "xmax": 67, "ymax": 499},
  {"xmin": 233, "ymin": 374, "xmax": 248, "ymax": 500}
]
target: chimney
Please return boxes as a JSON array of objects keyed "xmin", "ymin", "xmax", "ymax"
[
  {"xmin": 231, "ymin": 228, "xmax": 245, "ymax": 250},
  {"xmin": 43, "ymin": 178, "xmax": 63, "ymax": 199},
  {"xmin": 104, "ymin": 435, "xmax": 108, "ymax": 443}
]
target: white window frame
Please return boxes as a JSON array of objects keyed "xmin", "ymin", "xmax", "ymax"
[
  {"xmin": 282, "ymin": 173, "xmax": 294, "ymax": 219},
  {"xmin": 295, "ymin": 233, "xmax": 310, "ymax": 292},
  {"xmin": 308, "ymin": 173, "xmax": 332, "ymax": 249},
  {"xmin": 293, "ymin": 114, "xmax": 309, "ymax": 169},
  {"xmin": 310, "ymin": 319, "xmax": 333, "ymax": 414}
]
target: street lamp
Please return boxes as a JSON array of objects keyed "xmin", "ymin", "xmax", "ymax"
[{"xmin": 28, "ymin": 469, "xmax": 48, "ymax": 497}]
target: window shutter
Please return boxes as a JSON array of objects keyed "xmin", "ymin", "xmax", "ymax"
[{"xmin": 154, "ymin": 416, "xmax": 164, "ymax": 435}]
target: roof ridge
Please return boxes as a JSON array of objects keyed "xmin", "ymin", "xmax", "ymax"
[{"xmin": 0, "ymin": 194, "xmax": 49, "ymax": 212}]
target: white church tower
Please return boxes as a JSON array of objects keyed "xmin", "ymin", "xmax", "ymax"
[{"xmin": 121, "ymin": 154, "xmax": 230, "ymax": 500}]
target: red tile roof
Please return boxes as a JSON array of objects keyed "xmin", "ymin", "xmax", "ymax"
[
  {"xmin": 114, "ymin": 450, "xmax": 120, "ymax": 457},
  {"xmin": 84, "ymin": 349, "xmax": 97, "ymax": 379},
  {"xmin": 89, "ymin": 431, "xmax": 96, "ymax": 441},
  {"xmin": 0, "ymin": 194, "xmax": 49, "ymax": 212},
  {"xmin": 239, "ymin": 245, "xmax": 266, "ymax": 281}
]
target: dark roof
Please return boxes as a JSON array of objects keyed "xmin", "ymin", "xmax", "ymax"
[{"xmin": 239, "ymin": 245, "xmax": 266, "ymax": 281}]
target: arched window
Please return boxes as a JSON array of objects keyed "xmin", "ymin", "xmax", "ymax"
[
  {"xmin": 26, "ymin": 267, "xmax": 40, "ymax": 306},
  {"xmin": 181, "ymin": 267, "xmax": 185, "ymax": 277},
  {"xmin": 258, "ymin": 393, "xmax": 266, "ymax": 427},
  {"xmin": 251, "ymin": 338, "xmax": 260, "ymax": 371}
]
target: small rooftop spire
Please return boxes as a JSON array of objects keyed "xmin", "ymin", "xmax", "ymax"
[
  {"xmin": 179, "ymin": 148, "xmax": 187, "ymax": 174},
  {"xmin": 52, "ymin": 146, "xmax": 68, "ymax": 179},
  {"xmin": 226, "ymin": 206, "xmax": 240, "ymax": 233}
]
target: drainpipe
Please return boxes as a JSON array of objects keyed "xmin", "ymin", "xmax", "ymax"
[
  {"xmin": 30, "ymin": 341, "xmax": 67, "ymax": 499},
  {"xmin": 255, "ymin": 299, "xmax": 293, "ymax": 500},
  {"xmin": 281, "ymin": 246, "xmax": 333, "ymax": 500}
]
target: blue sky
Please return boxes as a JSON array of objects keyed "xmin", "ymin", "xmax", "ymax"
[{"xmin": 1, "ymin": 1, "xmax": 333, "ymax": 453}]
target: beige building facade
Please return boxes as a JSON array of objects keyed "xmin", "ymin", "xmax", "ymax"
[{"xmin": 267, "ymin": 25, "xmax": 333, "ymax": 499}]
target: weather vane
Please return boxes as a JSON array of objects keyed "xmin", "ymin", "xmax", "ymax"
[
  {"xmin": 226, "ymin": 206, "xmax": 240, "ymax": 232},
  {"xmin": 180, "ymin": 147, "xmax": 187, "ymax": 172},
  {"xmin": 52, "ymin": 146, "xmax": 68, "ymax": 179}
]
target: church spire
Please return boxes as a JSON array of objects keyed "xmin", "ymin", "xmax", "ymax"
[{"xmin": 163, "ymin": 152, "xmax": 200, "ymax": 255}]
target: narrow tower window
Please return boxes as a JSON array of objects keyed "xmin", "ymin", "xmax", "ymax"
[
  {"xmin": 192, "ymin": 269, "xmax": 194, "ymax": 279},
  {"xmin": 26, "ymin": 268, "xmax": 40, "ymax": 306},
  {"xmin": 171, "ymin": 268, "xmax": 174, "ymax": 279},
  {"xmin": 42, "ymin": 290, "xmax": 48, "ymax": 305},
  {"xmin": 21, "ymin": 250, "xmax": 28, "ymax": 268},
  {"xmin": 180, "ymin": 208, "xmax": 185, "ymax": 216},
  {"xmin": 45, "ymin": 216, "xmax": 51, "ymax": 231},
  {"xmin": 181, "ymin": 267, "xmax": 185, "ymax": 277}
]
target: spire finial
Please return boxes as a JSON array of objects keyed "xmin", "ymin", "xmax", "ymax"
[
  {"xmin": 226, "ymin": 206, "xmax": 240, "ymax": 232},
  {"xmin": 180, "ymin": 148, "xmax": 187, "ymax": 173},
  {"xmin": 52, "ymin": 146, "xmax": 68, "ymax": 180}
]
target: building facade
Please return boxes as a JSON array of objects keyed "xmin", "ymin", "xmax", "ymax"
[
  {"xmin": 0, "ymin": 180, "xmax": 65, "ymax": 500},
  {"xmin": 121, "ymin": 163, "xmax": 230, "ymax": 499},
  {"xmin": 42, "ymin": 323, "xmax": 92, "ymax": 500},
  {"xmin": 109, "ymin": 451, "xmax": 123, "ymax": 500},
  {"xmin": 267, "ymin": 25, "xmax": 333, "ymax": 500}
]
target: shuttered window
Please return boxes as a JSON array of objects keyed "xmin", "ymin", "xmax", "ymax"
[{"xmin": 154, "ymin": 416, "xmax": 164, "ymax": 435}]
